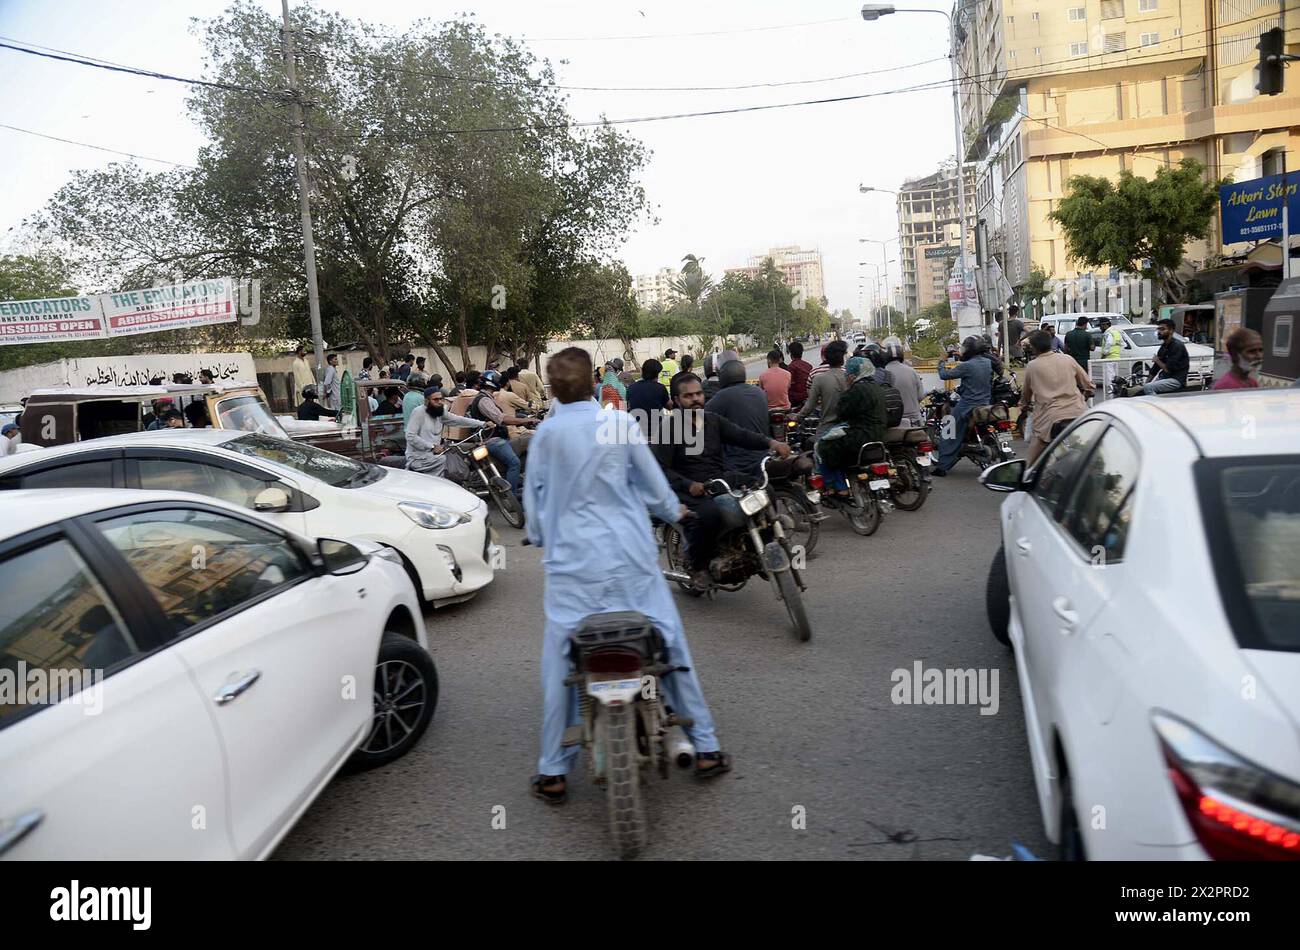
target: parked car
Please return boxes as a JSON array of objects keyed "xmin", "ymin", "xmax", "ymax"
[
  {"xmin": 0, "ymin": 429, "xmax": 500, "ymax": 608},
  {"xmin": 1034, "ymin": 312, "xmax": 1134, "ymax": 338},
  {"xmin": 979, "ymin": 388, "xmax": 1300, "ymax": 860},
  {"xmin": 0, "ymin": 488, "xmax": 438, "ymax": 859},
  {"xmin": 1036, "ymin": 316, "xmax": 1214, "ymax": 388},
  {"xmin": 18, "ymin": 383, "xmax": 287, "ymax": 448}
]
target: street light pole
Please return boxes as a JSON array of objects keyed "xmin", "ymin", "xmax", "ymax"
[{"xmin": 862, "ymin": 6, "xmax": 971, "ymax": 289}]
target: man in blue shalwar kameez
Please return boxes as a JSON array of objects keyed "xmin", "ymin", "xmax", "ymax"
[{"xmin": 524, "ymin": 347, "xmax": 730, "ymax": 804}]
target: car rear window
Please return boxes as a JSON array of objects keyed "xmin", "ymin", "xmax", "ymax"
[{"xmin": 1198, "ymin": 458, "xmax": 1300, "ymax": 651}]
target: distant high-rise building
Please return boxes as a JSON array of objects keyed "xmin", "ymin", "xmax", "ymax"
[
  {"xmin": 725, "ymin": 245, "xmax": 826, "ymax": 303},
  {"xmin": 632, "ymin": 268, "xmax": 681, "ymax": 310},
  {"xmin": 896, "ymin": 165, "xmax": 977, "ymax": 315}
]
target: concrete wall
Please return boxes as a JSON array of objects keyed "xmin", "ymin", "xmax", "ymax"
[{"xmin": 0, "ymin": 353, "xmax": 257, "ymax": 403}]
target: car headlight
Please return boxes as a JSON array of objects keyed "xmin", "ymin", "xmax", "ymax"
[
  {"xmin": 398, "ymin": 501, "xmax": 471, "ymax": 529},
  {"xmin": 740, "ymin": 489, "xmax": 769, "ymax": 516},
  {"xmin": 472, "ymin": 445, "xmax": 489, "ymax": 461}
]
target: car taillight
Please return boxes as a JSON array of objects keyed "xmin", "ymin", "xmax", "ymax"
[
  {"xmin": 996, "ymin": 420, "xmax": 1012, "ymax": 431},
  {"xmin": 917, "ymin": 442, "xmax": 933, "ymax": 454},
  {"xmin": 808, "ymin": 474, "xmax": 824, "ymax": 490},
  {"xmin": 1154, "ymin": 712, "xmax": 1300, "ymax": 860},
  {"xmin": 870, "ymin": 462, "xmax": 890, "ymax": 476}
]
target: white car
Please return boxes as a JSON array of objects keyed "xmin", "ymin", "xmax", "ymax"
[
  {"xmin": 1035, "ymin": 312, "xmax": 1133, "ymax": 338},
  {"xmin": 0, "ymin": 488, "xmax": 437, "ymax": 859},
  {"xmin": 1038, "ymin": 316, "xmax": 1215, "ymax": 388},
  {"xmin": 980, "ymin": 388, "xmax": 1300, "ymax": 860},
  {"xmin": 0, "ymin": 429, "xmax": 500, "ymax": 607}
]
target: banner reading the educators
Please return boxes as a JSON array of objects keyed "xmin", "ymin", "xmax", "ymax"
[
  {"xmin": 100, "ymin": 278, "xmax": 237, "ymax": 337},
  {"xmin": 0, "ymin": 294, "xmax": 106, "ymax": 345},
  {"xmin": 1220, "ymin": 174, "xmax": 1300, "ymax": 243}
]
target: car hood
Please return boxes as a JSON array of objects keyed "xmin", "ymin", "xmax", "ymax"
[{"xmin": 356, "ymin": 465, "xmax": 481, "ymax": 513}]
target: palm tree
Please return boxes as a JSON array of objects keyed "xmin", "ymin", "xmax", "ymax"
[{"xmin": 669, "ymin": 253, "xmax": 714, "ymax": 309}]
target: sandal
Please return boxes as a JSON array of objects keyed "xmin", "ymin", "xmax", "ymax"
[
  {"xmin": 531, "ymin": 773, "xmax": 568, "ymax": 804},
  {"xmin": 694, "ymin": 750, "xmax": 732, "ymax": 780}
]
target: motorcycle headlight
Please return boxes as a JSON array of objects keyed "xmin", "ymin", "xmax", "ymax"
[
  {"xmin": 740, "ymin": 489, "xmax": 769, "ymax": 516},
  {"xmin": 398, "ymin": 501, "xmax": 471, "ymax": 529},
  {"xmin": 472, "ymin": 445, "xmax": 489, "ymax": 461}
]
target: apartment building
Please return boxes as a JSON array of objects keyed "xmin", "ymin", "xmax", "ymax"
[
  {"xmin": 895, "ymin": 164, "xmax": 978, "ymax": 314},
  {"xmin": 724, "ymin": 245, "xmax": 827, "ymax": 303},
  {"xmin": 632, "ymin": 267, "xmax": 681, "ymax": 311},
  {"xmin": 957, "ymin": 0, "xmax": 1300, "ymax": 291}
]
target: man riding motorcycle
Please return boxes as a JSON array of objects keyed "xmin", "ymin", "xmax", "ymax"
[
  {"xmin": 816, "ymin": 355, "xmax": 888, "ymax": 486},
  {"xmin": 704, "ymin": 358, "xmax": 772, "ymax": 477},
  {"xmin": 932, "ymin": 336, "xmax": 993, "ymax": 477},
  {"xmin": 656, "ymin": 373, "xmax": 791, "ymax": 588},
  {"xmin": 462, "ymin": 369, "xmax": 537, "ymax": 499},
  {"xmin": 405, "ymin": 386, "xmax": 489, "ymax": 477},
  {"xmin": 524, "ymin": 347, "xmax": 730, "ymax": 804},
  {"xmin": 882, "ymin": 343, "xmax": 925, "ymax": 427}
]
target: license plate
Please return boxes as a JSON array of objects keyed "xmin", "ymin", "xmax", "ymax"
[
  {"xmin": 805, "ymin": 491, "xmax": 821, "ymax": 504},
  {"xmin": 869, "ymin": 479, "xmax": 890, "ymax": 490},
  {"xmin": 588, "ymin": 677, "xmax": 641, "ymax": 694},
  {"xmin": 916, "ymin": 456, "xmax": 931, "ymax": 467}
]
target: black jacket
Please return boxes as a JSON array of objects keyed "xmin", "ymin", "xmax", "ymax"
[
  {"xmin": 296, "ymin": 400, "xmax": 338, "ymax": 421},
  {"xmin": 654, "ymin": 410, "xmax": 771, "ymax": 495},
  {"xmin": 705, "ymin": 382, "xmax": 772, "ymax": 475},
  {"xmin": 1153, "ymin": 336, "xmax": 1189, "ymax": 385},
  {"xmin": 626, "ymin": 378, "xmax": 670, "ymax": 416}
]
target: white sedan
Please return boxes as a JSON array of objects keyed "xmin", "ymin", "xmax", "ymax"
[
  {"xmin": 981, "ymin": 388, "xmax": 1300, "ymax": 860},
  {"xmin": 0, "ymin": 488, "xmax": 437, "ymax": 859},
  {"xmin": 0, "ymin": 429, "xmax": 500, "ymax": 608}
]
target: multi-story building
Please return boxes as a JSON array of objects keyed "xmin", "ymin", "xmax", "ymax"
[
  {"xmin": 725, "ymin": 245, "xmax": 827, "ymax": 303},
  {"xmin": 957, "ymin": 0, "xmax": 1300, "ymax": 292},
  {"xmin": 632, "ymin": 267, "xmax": 681, "ymax": 311},
  {"xmin": 896, "ymin": 164, "xmax": 978, "ymax": 314}
]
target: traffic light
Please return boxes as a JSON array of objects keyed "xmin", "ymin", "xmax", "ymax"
[{"xmin": 1258, "ymin": 27, "xmax": 1285, "ymax": 96}]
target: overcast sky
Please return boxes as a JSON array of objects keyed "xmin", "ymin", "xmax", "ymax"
[{"xmin": 0, "ymin": 0, "xmax": 958, "ymax": 316}]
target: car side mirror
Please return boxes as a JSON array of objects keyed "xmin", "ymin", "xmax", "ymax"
[
  {"xmin": 980, "ymin": 459, "xmax": 1026, "ymax": 493},
  {"xmin": 317, "ymin": 538, "xmax": 367, "ymax": 575},
  {"xmin": 253, "ymin": 485, "xmax": 291, "ymax": 512}
]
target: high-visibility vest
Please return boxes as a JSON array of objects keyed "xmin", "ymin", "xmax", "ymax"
[{"xmin": 1100, "ymin": 327, "xmax": 1122, "ymax": 359}]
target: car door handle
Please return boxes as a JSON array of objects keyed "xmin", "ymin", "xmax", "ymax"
[
  {"xmin": 1052, "ymin": 597, "xmax": 1079, "ymax": 632},
  {"xmin": 1014, "ymin": 537, "xmax": 1032, "ymax": 556},
  {"xmin": 214, "ymin": 670, "xmax": 262, "ymax": 706},
  {"xmin": 0, "ymin": 809, "xmax": 44, "ymax": 856}
]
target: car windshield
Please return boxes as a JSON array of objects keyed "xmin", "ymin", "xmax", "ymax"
[
  {"xmin": 1125, "ymin": 327, "xmax": 1186, "ymax": 347},
  {"xmin": 1205, "ymin": 460, "xmax": 1300, "ymax": 651},
  {"xmin": 214, "ymin": 395, "xmax": 288, "ymax": 438},
  {"xmin": 225, "ymin": 432, "xmax": 382, "ymax": 488}
]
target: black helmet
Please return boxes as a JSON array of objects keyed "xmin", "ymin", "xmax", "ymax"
[
  {"xmin": 865, "ymin": 342, "xmax": 887, "ymax": 368},
  {"xmin": 703, "ymin": 353, "xmax": 716, "ymax": 379},
  {"xmin": 718, "ymin": 359, "xmax": 747, "ymax": 387},
  {"xmin": 960, "ymin": 335, "xmax": 985, "ymax": 358},
  {"xmin": 884, "ymin": 342, "xmax": 904, "ymax": 363},
  {"xmin": 301, "ymin": 384, "xmax": 318, "ymax": 399}
]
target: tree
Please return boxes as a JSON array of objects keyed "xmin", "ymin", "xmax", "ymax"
[
  {"xmin": 35, "ymin": 3, "xmax": 652, "ymax": 366},
  {"xmin": 1049, "ymin": 158, "xmax": 1225, "ymax": 302},
  {"xmin": 669, "ymin": 254, "xmax": 714, "ymax": 309}
]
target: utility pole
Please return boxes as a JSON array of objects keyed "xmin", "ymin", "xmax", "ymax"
[{"xmin": 280, "ymin": 0, "xmax": 326, "ymax": 383}]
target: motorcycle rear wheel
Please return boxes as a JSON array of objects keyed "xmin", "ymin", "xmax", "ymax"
[
  {"xmin": 602, "ymin": 703, "xmax": 648, "ymax": 859},
  {"xmin": 774, "ymin": 568, "xmax": 812, "ymax": 642},
  {"xmin": 847, "ymin": 494, "xmax": 881, "ymax": 536},
  {"xmin": 890, "ymin": 455, "xmax": 929, "ymax": 512},
  {"xmin": 773, "ymin": 489, "xmax": 819, "ymax": 558},
  {"xmin": 491, "ymin": 483, "xmax": 525, "ymax": 529}
]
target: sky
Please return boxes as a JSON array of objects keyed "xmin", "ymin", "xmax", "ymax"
[{"xmin": 0, "ymin": 0, "xmax": 959, "ymax": 318}]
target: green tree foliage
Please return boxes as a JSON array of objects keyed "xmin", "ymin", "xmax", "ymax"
[
  {"xmin": 1049, "ymin": 158, "xmax": 1225, "ymax": 302},
  {"xmin": 32, "ymin": 2, "xmax": 651, "ymax": 368}
]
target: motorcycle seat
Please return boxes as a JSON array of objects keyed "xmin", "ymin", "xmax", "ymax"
[
  {"xmin": 970, "ymin": 404, "xmax": 1009, "ymax": 425},
  {"xmin": 883, "ymin": 426, "xmax": 929, "ymax": 446},
  {"xmin": 570, "ymin": 611, "xmax": 664, "ymax": 661}
]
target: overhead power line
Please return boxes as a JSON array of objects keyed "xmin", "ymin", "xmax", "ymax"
[
  {"xmin": 520, "ymin": 15, "xmax": 858, "ymax": 42},
  {"xmin": 0, "ymin": 121, "xmax": 197, "ymax": 168}
]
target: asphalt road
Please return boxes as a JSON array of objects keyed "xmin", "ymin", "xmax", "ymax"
[{"xmin": 275, "ymin": 445, "xmax": 1052, "ymax": 861}]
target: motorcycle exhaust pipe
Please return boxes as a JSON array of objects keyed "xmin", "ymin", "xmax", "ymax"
[
  {"xmin": 664, "ymin": 724, "xmax": 695, "ymax": 768},
  {"xmin": 662, "ymin": 569, "xmax": 692, "ymax": 584}
]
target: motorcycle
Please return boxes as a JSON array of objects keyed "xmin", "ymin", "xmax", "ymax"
[
  {"xmin": 561, "ymin": 610, "xmax": 697, "ymax": 860},
  {"xmin": 922, "ymin": 389, "xmax": 1015, "ymax": 471},
  {"xmin": 811, "ymin": 439, "xmax": 895, "ymax": 536},
  {"xmin": 883, "ymin": 426, "xmax": 934, "ymax": 512},
  {"xmin": 658, "ymin": 456, "xmax": 812, "ymax": 641},
  {"xmin": 446, "ymin": 428, "xmax": 526, "ymax": 528},
  {"xmin": 765, "ymin": 410, "xmax": 826, "ymax": 557}
]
